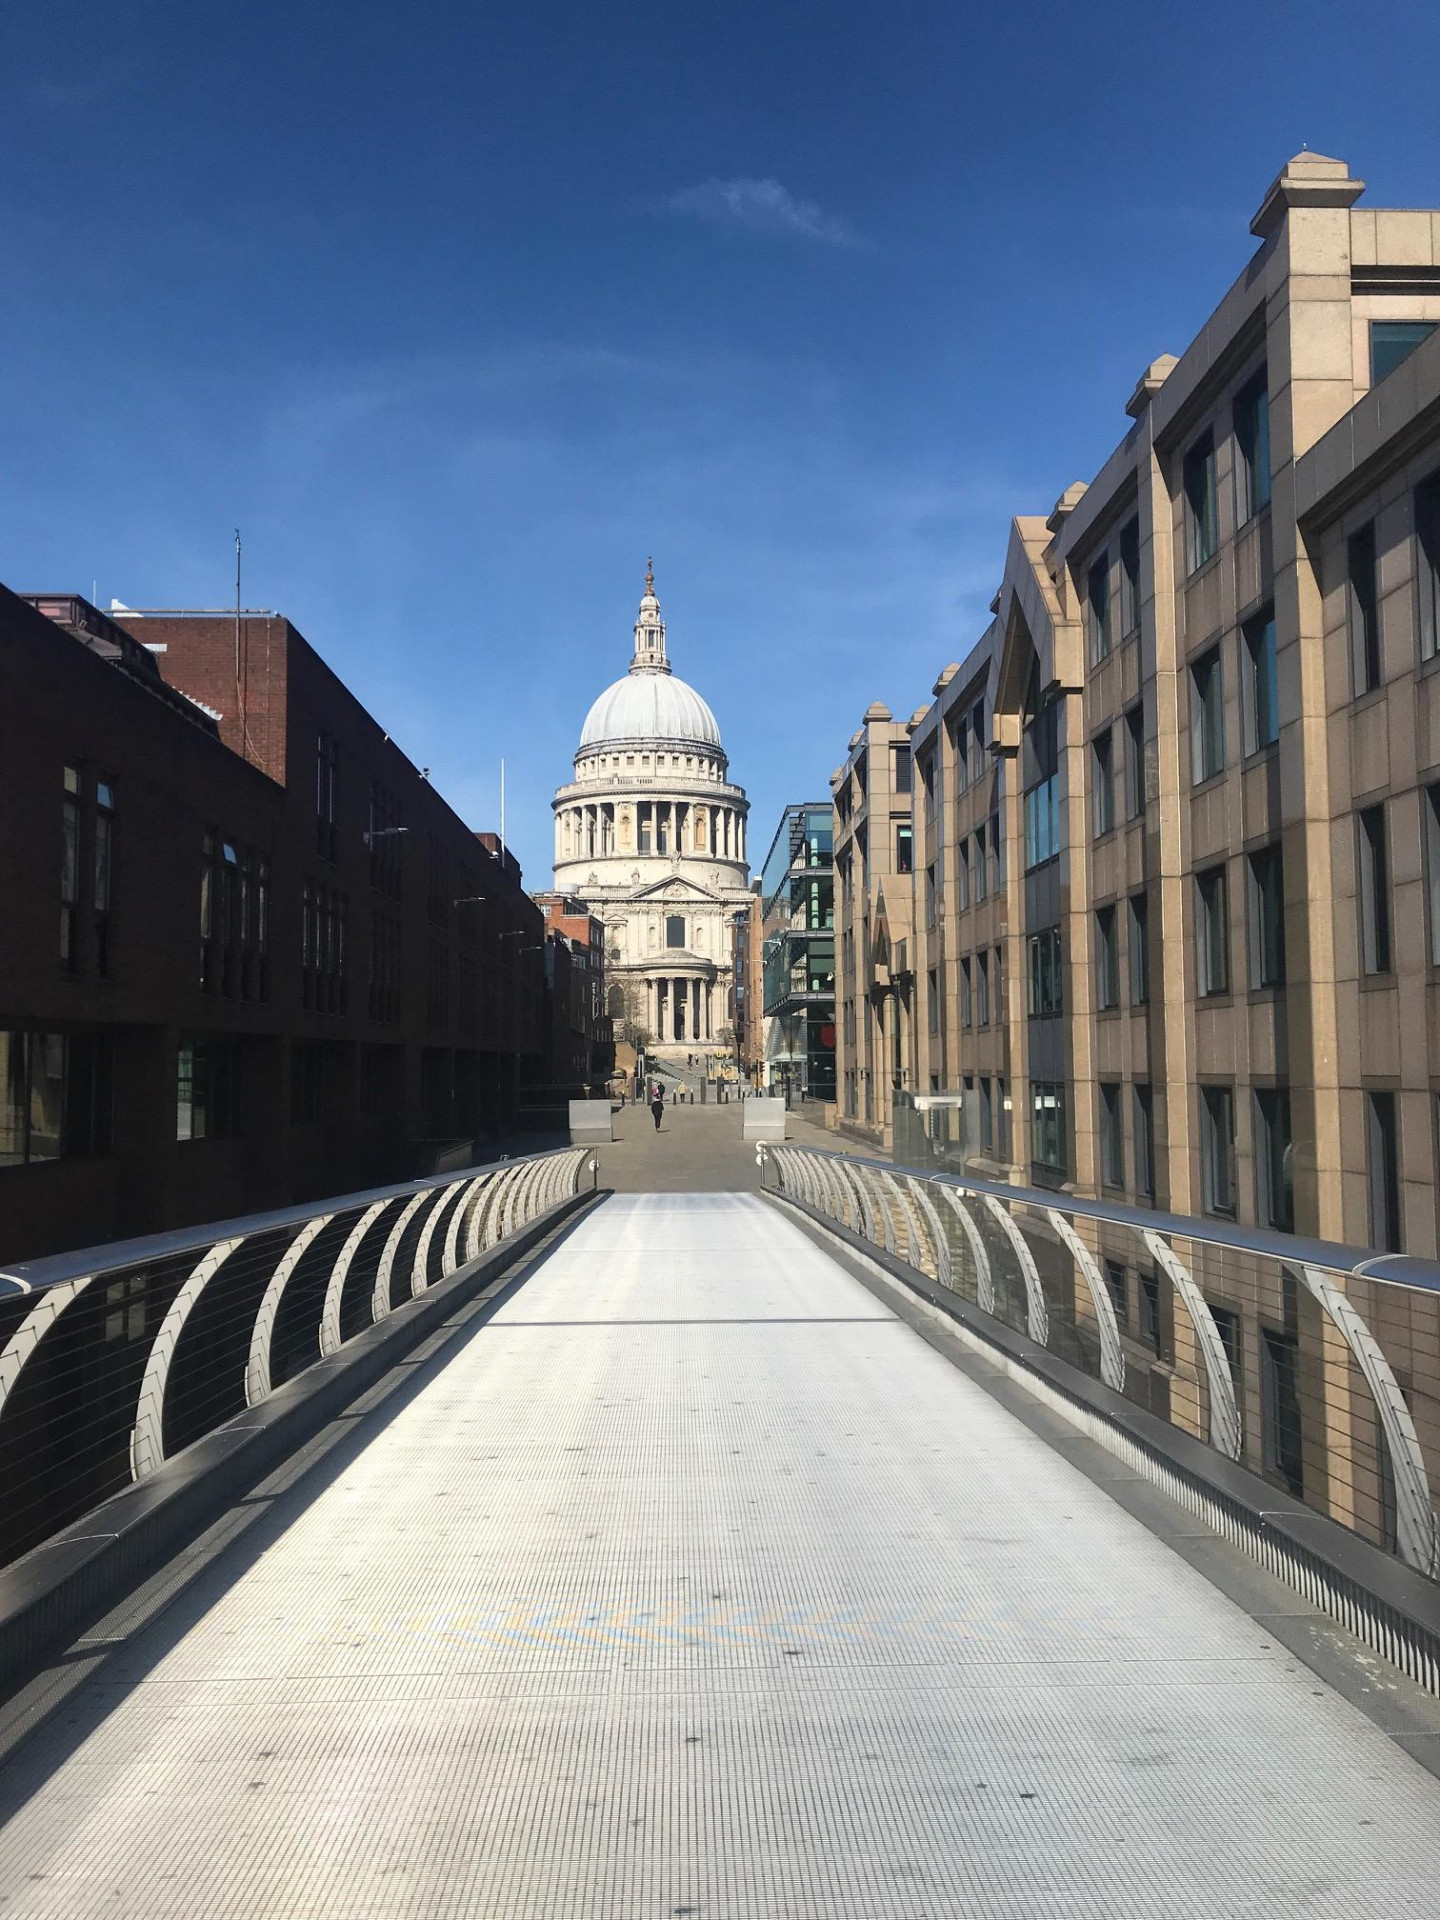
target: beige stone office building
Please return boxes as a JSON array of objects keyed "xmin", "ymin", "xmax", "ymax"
[
  {"xmin": 848, "ymin": 153, "xmax": 1440, "ymax": 1261},
  {"xmin": 832, "ymin": 701, "xmax": 921, "ymax": 1146},
  {"xmin": 553, "ymin": 568, "xmax": 751, "ymax": 1073}
]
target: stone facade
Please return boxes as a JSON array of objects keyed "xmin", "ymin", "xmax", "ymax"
[{"xmin": 552, "ymin": 569, "xmax": 751, "ymax": 1070}]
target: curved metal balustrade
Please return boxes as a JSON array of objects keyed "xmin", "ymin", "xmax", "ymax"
[
  {"xmin": 760, "ymin": 1143, "xmax": 1440, "ymax": 1586},
  {"xmin": 0, "ymin": 1147, "xmax": 594, "ymax": 1569}
]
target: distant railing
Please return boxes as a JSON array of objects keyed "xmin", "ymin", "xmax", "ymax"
[
  {"xmin": 760, "ymin": 1143, "xmax": 1440, "ymax": 1584},
  {"xmin": 0, "ymin": 1147, "xmax": 595, "ymax": 1569}
]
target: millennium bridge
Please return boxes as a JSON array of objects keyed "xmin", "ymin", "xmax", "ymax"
[{"xmin": 1, "ymin": 1106, "xmax": 1438, "ymax": 1916}]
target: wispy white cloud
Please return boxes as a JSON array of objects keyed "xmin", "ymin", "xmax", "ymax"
[{"xmin": 663, "ymin": 177, "xmax": 862, "ymax": 249}]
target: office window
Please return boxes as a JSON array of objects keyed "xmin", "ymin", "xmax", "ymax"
[
  {"xmin": 1348, "ymin": 522, "xmax": 1380, "ymax": 695},
  {"xmin": 60, "ymin": 766, "xmax": 80, "ymax": 973},
  {"xmin": 1099, "ymin": 1081, "xmax": 1124, "ymax": 1187},
  {"xmin": 94, "ymin": 779, "xmax": 114, "ymax": 977},
  {"xmin": 976, "ymin": 951, "xmax": 990, "ymax": 1026},
  {"xmin": 1418, "ymin": 471, "xmax": 1440, "ymax": 662},
  {"xmin": 176, "ymin": 1037, "xmax": 242, "ymax": 1142},
  {"xmin": 953, "ymin": 714, "xmax": 969, "ymax": 788},
  {"xmin": 1370, "ymin": 320, "xmax": 1437, "ymax": 387},
  {"xmin": 1195, "ymin": 865, "xmax": 1230, "ymax": 996},
  {"xmin": 971, "ymin": 700, "xmax": 985, "ymax": 772},
  {"xmin": 1124, "ymin": 703, "xmax": 1145, "ymax": 818},
  {"xmin": 960, "ymin": 956, "xmax": 972, "ymax": 1028},
  {"xmin": 1184, "ymin": 429, "xmax": 1218, "ymax": 572},
  {"xmin": 1091, "ymin": 728, "xmax": 1115, "ymax": 837},
  {"xmin": 979, "ymin": 1076, "xmax": 994, "ymax": 1153},
  {"xmin": 1026, "ymin": 928, "xmax": 1063, "ymax": 1016},
  {"xmin": 1200, "ymin": 1084, "xmax": 1236, "ymax": 1215},
  {"xmin": 973, "ymin": 822, "xmax": 988, "ymax": 901},
  {"xmin": 1133, "ymin": 1083, "xmax": 1155, "ymax": 1196},
  {"xmin": 1023, "ymin": 700, "xmax": 1061, "ymax": 870},
  {"xmin": 990, "ymin": 810, "xmax": 1003, "ymax": 892},
  {"xmin": 1426, "ymin": 786, "xmax": 1440, "ymax": 966},
  {"xmin": 0, "ymin": 1031, "xmax": 111, "ymax": 1166},
  {"xmin": 892, "ymin": 745, "xmax": 912, "ymax": 794},
  {"xmin": 924, "ymin": 863, "xmax": 936, "ymax": 928},
  {"xmin": 1357, "ymin": 805, "xmax": 1392, "ymax": 975},
  {"xmin": 1103, "ymin": 1260, "xmax": 1128, "ymax": 1318},
  {"xmin": 1030, "ymin": 1081, "xmax": 1067, "ymax": 1172},
  {"xmin": 1088, "ymin": 553, "xmax": 1111, "ymax": 664},
  {"xmin": 997, "ymin": 1076, "xmax": 1012, "ymax": 1160},
  {"xmin": 1366, "ymin": 1089, "xmax": 1401, "ymax": 1251},
  {"xmin": 1128, "ymin": 892, "xmax": 1150, "ymax": 1005},
  {"xmin": 927, "ymin": 967, "xmax": 939, "ymax": 1033},
  {"xmin": 1190, "ymin": 646, "xmax": 1224, "ymax": 782},
  {"xmin": 1119, "ymin": 517, "xmax": 1140, "ymax": 637},
  {"xmin": 994, "ymin": 944, "xmax": 1005, "ymax": 1024},
  {"xmin": 1140, "ymin": 1268, "xmax": 1163, "ymax": 1354},
  {"xmin": 1261, "ymin": 1328, "xmax": 1304, "ymax": 1496},
  {"xmin": 291, "ymin": 1043, "xmax": 325, "ymax": 1126},
  {"xmin": 1253, "ymin": 1087, "xmax": 1294, "ymax": 1232},
  {"xmin": 896, "ymin": 824, "xmax": 913, "ymax": 875},
  {"xmin": 1234, "ymin": 372, "xmax": 1271, "ymax": 522},
  {"xmin": 315, "ymin": 732, "xmax": 339, "ymax": 861},
  {"xmin": 1095, "ymin": 905, "xmax": 1119, "ymax": 1010},
  {"xmin": 956, "ymin": 837, "xmax": 970, "ymax": 910},
  {"xmin": 1247, "ymin": 845, "xmax": 1286, "ymax": 989},
  {"xmin": 1242, "ymin": 607, "xmax": 1278, "ymax": 754},
  {"xmin": 367, "ymin": 782, "xmax": 404, "ymax": 899}
]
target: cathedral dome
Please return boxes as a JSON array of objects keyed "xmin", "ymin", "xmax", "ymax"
[
  {"xmin": 579, "ymin": 672, "xmax": 722, "ymax": 750},
  {"xmin": 576, "ymin": 561, "xmax": 723, "ymax": 752}
]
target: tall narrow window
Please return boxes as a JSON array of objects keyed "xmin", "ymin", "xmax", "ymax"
[
  {"xmin": 1133, "ymin": 1083, "xmax": 1155, "ymax": 1196},
  {"xmin": 976, "ymin": 951, "xmax": 990, "ymax": 1026},
  {"xmin": 1200, "ymin": 1084, "xmax": 1236, "ymax": 1215},
  {"xmin": 1348, "ymin": 522, "xmax": 1380, "ymax": 695},
  {"xmin": 1099, "ymin": 1081, "xmax": 1124, "ymax": 1186},
  {"xmin": 1243, "ymin": 607, "xmax": 1278, "ymax": 752},
  {"xmin": 973, "ymin": 822, "xmax": 988, "ymax": 901},
  {"xmin": 1124, "ymin": 702, "xmax": 1145, "ymax": 817},
  {"xmin": 1426, "ymin": 784, "xmax": 1440, "ymax": 966},
  {"xmin": 1088, "ymin": 554, "xmax": 1111, "ymax": 664},
  {"xmin": 1026, "ymin": 929, "xmax": 1063, "ymax": 1016},
  {"xmin": 1366, "ymin": 1089, "xmax": 1402, "ymax": 1251},
  {"xmin": 960, "ymin": 956, "xmax": 972, "ymax": 1028},
  {"xmin": 1091, "ymin": 728, "xmax": 1115, "ymax": 837},
  {"xmin": 1094, "ymin": 905, "xmax": 1119, "ymax": 1010},
  {"xmin": 93, "ymin": 780, "xmax": 114, "ymax": 977},
  {"xmin": 1190, "ymin": 646, "xmax": 1224, "ymax": 782},
  {"xmin": 979, "ymin": 1076, "xmax": 994, "ymax": 1153},
  {"xmin": 1262, "ymin": 1329, "xmax": 1304, "ymax": 1496},
  {"xmin": 1234, "ymin": 372, "xmax": 1271, "ymax": 522},
  {"xmin": 60, "ymin": 766, "xmax": 80, "ymax": 974},
  {"xmin": 1119, "ymin": 517, "xmax": 1140, "ymax": 636},
  {"xmin": 1418, "ymin": 471, "xmax": 1440, "ymax": 662},
  {"xmin": 315, "ymin": 732, "xmax": 339, "ymax": 861},
  {"xmin": 957, "ymin": 837, "xmax": 970, "ymax": 911},
  {"xmin": 1023, "ymin": 700, "xmax": 1061, "ymax": 870},
  {"xmin": 1128, "ymin": 892, "xmax": 1149, "ymax": 1005},
  {"xmin": 1195, "ymin": 865, "xmax": 1230, "ymax": 996},
  {"xmin": 665, "ymin": 914, "xmax": 686, "ymax": 949},
  {"xmin": 892, "ymin": 745, "xmax": 912, "ymax": 794},
  {"xmin": 1253, "ymin": 1087, "xmax": 1294, "ymax": 1231},
  {"xmin": 1247, "ymin": 844, "xmax": 1286, "ymax": 989},
  {"xmin": 895, "ymin": 824, "xmax": 913, "ymax": 875},
  {"xmin": 990, "ymin": 809, "xmax": 1003, "ymax": 891},
  {"xmin": 1030, "ymin": 1081, "xmax": 1067, "ymax": 1173},
  {"xmin": 1184, "ymin": 429, "xmax": 1218, "ymax": 572},
  {"xmin": 1357, "ymin": 805, "xmax": 1391, "ymax": 975}
]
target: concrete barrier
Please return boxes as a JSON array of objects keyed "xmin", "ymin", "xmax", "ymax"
[
  {"xmin": 742, "ymin": 1097, "xmax": 787, "ymax": 1142},
  {"xmin": 569, "ymin": 1099, "xmax": 615, "ymax": 1144}
]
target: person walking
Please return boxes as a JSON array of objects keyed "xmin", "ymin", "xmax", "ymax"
[{"xmin": 650, "ymin": 1082, "xmax": 665, "ymax": 1132}]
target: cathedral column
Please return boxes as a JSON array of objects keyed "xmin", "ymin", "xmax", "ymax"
[{"xmin": 692, "ymin": 979, "xmax": 701, "ymax": 1044}]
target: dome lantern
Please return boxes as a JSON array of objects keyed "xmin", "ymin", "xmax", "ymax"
[{"xmin": 577, "ymin": 562, "xmax": 723, "ymax": 755}]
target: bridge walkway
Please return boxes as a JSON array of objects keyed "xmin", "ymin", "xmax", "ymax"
[{"xmin": 1, "ymin": 1192, "xmax": 1439, "ymax": 1916}]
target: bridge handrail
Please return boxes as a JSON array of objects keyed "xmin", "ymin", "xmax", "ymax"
[
  {"xmin": 0, "ymin": 1146, "xmax": 596, "ymax": 1571},
  {"xmin": 759, "ymin": 1142, "xmax": 1440, "ymax": 1586}
]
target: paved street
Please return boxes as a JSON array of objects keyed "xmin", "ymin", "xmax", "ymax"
[
  {"xmin": 593, "ymin": 1097, "xmax": 834, "ymax": 1192},
  {"xmin": 2, "ymin": 1192, "xmax": 1440, "ymax": 1917}
]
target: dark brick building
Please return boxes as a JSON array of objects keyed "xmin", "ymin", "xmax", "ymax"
[
  {"xmin": 531, "ymin": 894, "xmax": 611, "ymax": 1097},
  {"xmin": 0, "ymin": 586, "xmax": 547, "ymax": 1264}
]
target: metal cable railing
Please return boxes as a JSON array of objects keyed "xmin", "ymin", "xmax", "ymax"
[
  {"xmin": 760, "ymin": 1143, "xmax": 1440, "ymax": 1585},
  {"xmin": 0, "ymin": 1147, "xmax": 595, "ymax": 1569}
]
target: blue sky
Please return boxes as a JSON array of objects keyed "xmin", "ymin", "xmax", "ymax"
[{"xmin": 6, "ymin": 1, "xmax": 1440, "ymax": 884}]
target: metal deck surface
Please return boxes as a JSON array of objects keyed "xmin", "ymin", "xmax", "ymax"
[{"xmin": 2, "ymin": 1192, "xmax": 1440, "ymax": 1917}]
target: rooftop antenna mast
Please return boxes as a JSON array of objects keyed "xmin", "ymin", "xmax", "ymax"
[
  {"xmin": 500, "ymin": 757, "xmax": 506, "ymax": 858},
  {"xmin": 233, "ymin": 528, "xmax": 255, "ymax": 761}
]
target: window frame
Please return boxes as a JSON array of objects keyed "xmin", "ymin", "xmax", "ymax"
[
  {"xmin": 1195, "ymin": 864, "xmax": 1230, "ymax": 997},
  {"xmin": 1094, "ymin": 904, "xmax": 1120, "ymax": 1011},
  {"xmin": 1242, "ymin": 606, "xmax": 1279, "ymax": 754},
  {"xmin": 1098, "ymin": 1080, "xmax": 1124, "ymax": 1188},
  {"xmin": 1233, "ymin": 371, "xmax": 1271, "ymax": 524},
  {"xmin": 1184, "ymin": 429, "xmax": 1218, "ymax": 574},
  {"xmin": 1246, "ymin": 843, "xmax": 1286, "ymax": 990},
  {"xmin": 1199, "ymin": 1082, "xmax": 1237, "ymax": 1217},
  {"xmin": 1348, "ymin": 521, "xmax": 1381, "ymax": 697},
  {"xmin": 1190, "ymin": 645, "xmax": 1225, "ymax": 784},
  {"xmin": 1091, "ymin": 727, "xmax": 1115, "ymax": 838},
  {"xmin": 1357, "ymin": 804, "xmax": 1392, "ymax": 976}
]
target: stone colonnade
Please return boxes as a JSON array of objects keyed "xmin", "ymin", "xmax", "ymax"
[
  {"xmin": 559, "ymin": 799, "xmax": 746, "ymax": 864},
  {"xmin": 644, "ymin": 974, "xmax": 718, "ymax": 1045}
]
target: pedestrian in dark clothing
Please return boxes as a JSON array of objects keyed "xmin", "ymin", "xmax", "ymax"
[{"xmin": 650, "ymin": 1084, "xmax": 664, "ymax": 1131}]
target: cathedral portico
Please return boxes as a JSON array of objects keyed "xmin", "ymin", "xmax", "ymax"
[{"xmin": 552, "ymin": 565, "xmax": 751, "ymax": 1073}]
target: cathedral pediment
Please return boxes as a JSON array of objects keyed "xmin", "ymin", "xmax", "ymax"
[{"xmin": 627, "ymin": 872, "xmax": 729, "ymax": 905}]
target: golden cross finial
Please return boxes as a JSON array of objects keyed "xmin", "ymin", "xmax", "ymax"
[{"xmin": 645, "ymin": 556, "xmax": 655, "ymax": 596}]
